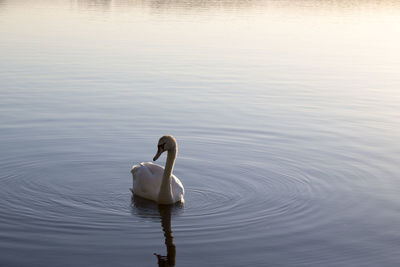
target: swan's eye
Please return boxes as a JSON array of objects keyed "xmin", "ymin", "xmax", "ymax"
[{"xmin": 158, "ymin": 144, "xmax": 166, "ymax": 150}]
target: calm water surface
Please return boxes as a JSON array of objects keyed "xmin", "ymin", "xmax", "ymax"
[{"xmin": 1, "ymin": 0, "xmax": 400, "ymax": 266}]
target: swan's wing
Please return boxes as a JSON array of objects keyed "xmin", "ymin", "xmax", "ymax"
[
  {"xmin": 131, "ymin": 162, "xmax": 163, "ymax": 201},
  {"xmin": 131, "ymin": 162, "xmax": 163, "ymax": 178},
  {"xmin": 131, "ymin": 164, "xmax": 150, "ymax": 180},
  {"xmin": 140, "ymin": 162, "xmax": 164, "ymax": 176}
]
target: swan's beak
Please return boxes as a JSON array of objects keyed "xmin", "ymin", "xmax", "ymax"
[{"xmin": 153, "ymin": 147, "xmax": 163, "ymax": 161}]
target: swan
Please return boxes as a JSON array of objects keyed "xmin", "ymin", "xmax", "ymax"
[{"xmin": 130, "ymin": 135, "xmax": 184, "ymax": 204}]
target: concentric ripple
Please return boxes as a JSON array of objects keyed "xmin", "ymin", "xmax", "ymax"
[
  {"xmin": 1, "ymin": 127, "xmax": 399, "ymax": 267},
  {"xmin": 171, "ymin": 161, "xmax": 326, "ymax": 240}
]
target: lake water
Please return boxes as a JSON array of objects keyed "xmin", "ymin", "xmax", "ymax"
[{"xmin": 1, "ymin": 0, "xmax": 400, "ymax": 266}]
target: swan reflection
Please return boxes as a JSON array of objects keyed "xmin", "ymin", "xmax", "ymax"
[{"xmin": 131, "ymin": 195, "xmax": 183, "ymax": 267}]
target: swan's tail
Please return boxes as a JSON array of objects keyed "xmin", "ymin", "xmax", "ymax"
[
  {"xmin": 130, "ymin": 165, "xmax": 139, "ymax": 194},
  {"xmin": 131, "ymin": 164, "xmax": 139, "ymax": 177}
]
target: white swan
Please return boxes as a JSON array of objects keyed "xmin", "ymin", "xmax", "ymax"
[{"xmin": 130, "ymin": 135, "xmax": 184, "ymax": 204}]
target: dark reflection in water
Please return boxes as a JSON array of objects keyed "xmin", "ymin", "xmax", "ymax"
[
  {"xmin": 131, "ymin": 195, "xmax": 183, "ymax": 267},
  {"xmin": 154, "ymin": 205, "xmax": 176, "ymax": 267}
]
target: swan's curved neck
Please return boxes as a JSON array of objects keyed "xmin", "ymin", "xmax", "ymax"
[{"xmin": 158, "ymin": 147, "xmax": 177, "ymax": 204}]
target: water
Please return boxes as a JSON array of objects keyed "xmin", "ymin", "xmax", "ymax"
[{"xmin": 1, "ymin": 0, "xmax": 400, "ymax": 266}]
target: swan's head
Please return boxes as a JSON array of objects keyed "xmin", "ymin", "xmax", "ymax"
[{"xmin": 153, "ymin": 135, "xmax": 177, "ymax": 161}]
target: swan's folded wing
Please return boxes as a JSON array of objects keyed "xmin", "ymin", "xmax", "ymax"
[
  {"xmin": 131, "ymin": 162, "xmax": 183, "ymax": 202},
  {"xmin": 132, "ymin": 164, "xmax": 160, "ymax": 198},
  {"xmin": 140, "ymin": 162, "xmax": 164, "ymax": 176}
]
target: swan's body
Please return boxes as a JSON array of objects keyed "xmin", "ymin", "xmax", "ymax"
[
  {"xmin": 131, "ymin": 135, "xmax": 184, "ymax": 204},
  {"xmin": 131, "ymin": 162, "xmax": 184, "ymax": 203}
]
